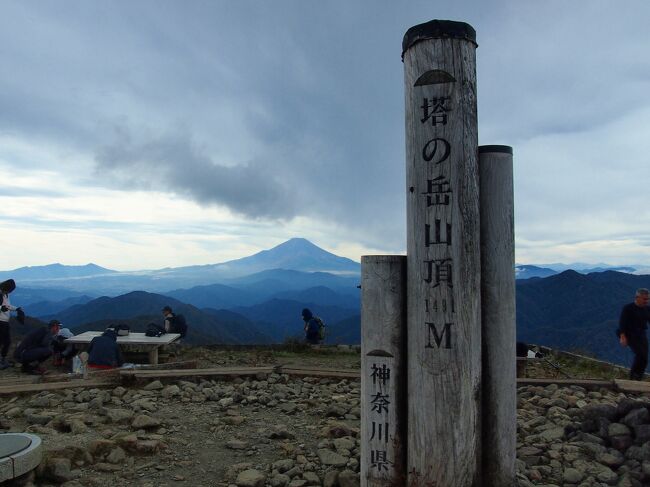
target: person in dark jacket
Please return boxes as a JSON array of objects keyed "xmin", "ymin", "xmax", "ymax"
[
  {"xmin": 617, "ymin": 288, "xmax": 650, "ymax": 380},
  {"xmin": 162, "ymin": 306, "xmax": 188, "ymax": 339},
  {"xmin": 14, "ymin": 320, "xmax": 61, "ymax": 374},
  {"xmin": 87, "ymin": 328, "xmax": 124, "ymax": 369},
  {"xmin": 302, "ymin": 308, "xmax": 320, "ymax": 345}
]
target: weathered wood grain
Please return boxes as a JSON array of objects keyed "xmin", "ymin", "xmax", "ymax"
[
  {"xmin": 360, "ymin": 256, "xmax": 407, "ymax": 486},
  {"xmin": 403, "ymin": 20, "xmax": 481, "ymax": 486},
  {"xmin": 479, "ymin": 146, "xmax": 516, "ymax": 486}
]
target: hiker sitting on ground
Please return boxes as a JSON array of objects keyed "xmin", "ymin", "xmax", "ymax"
[
  {"xmin": 14, "ymin": 319, "xmax": 61, "ymax": 374},
  {"xmin": 162, "ymin": 305, "xmax": 188, "ymax": 339},
  {"xmin": 87, "ymin": 328, "xmax": 124, "ymax": 369},
  {"xmin": 302, "ymin": 308, "xmax": 321, "ymax": 345},
  {"xmin": 617, "ymin": 288, "xmax": 650, "ymax": 381}
]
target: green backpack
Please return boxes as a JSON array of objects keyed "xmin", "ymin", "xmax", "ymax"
[{"xmin": 314, "ymin": 316, "xmax": 326, "ymax": 340}]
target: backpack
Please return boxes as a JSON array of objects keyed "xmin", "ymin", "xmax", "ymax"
[
  {"xmin": 169, "ymin": 314, "xmax": 188, "ymax": 338},
  {"xmin": 145, "ymin": 323, "xmax": 166, "ymax": 338},
  {"xmin": 313, "ymin": 316, "xmax": 326, "ymax": 341},
  {"xmin": 111, "ymin": 324, "xmax": 130, "ymax": 336}
]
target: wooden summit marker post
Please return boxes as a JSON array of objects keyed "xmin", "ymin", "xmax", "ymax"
[
  {"xmin": 403, "ymin": 20, "xmax": 481, "ymax": 486},
  {"xmin": 360, "ymin": 256, "xmax": 407, "ymax": 485},
  {"xmin": 479, "ymin": 145, "xmax": 516, "ymax": 486}
]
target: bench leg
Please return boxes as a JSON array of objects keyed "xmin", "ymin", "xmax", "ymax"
[
  {"xmin": 148, "ymin": 348, "xmax": 159, "ymax": 365},
  {"xmin": 516, "ymin": 359, "xmax": 527, "ymax": 378}
]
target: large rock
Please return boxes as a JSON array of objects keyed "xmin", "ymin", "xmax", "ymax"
[
  {"xmin": 317, "ymin": 449, "xmax": 347, "ymax": 467},
  {"xmin": 41, "ymin": 458, "xmax": 75, "ymax": 483},
  {"xmin": 89, "ymin": 439, "xmax": 116, "ymax": 459},
  {"xmin": 236, "ymin": 469, "xmax": 267, "ymax": 487},
  {"xmin": 338, "ymin": 470, "xmax": 360, "ymax": 487},
  {"xmin": 106, "ymin": 447, "xmax": 126, "ymax": 464},
  {"xmin": 226, "ymin": 440, "xmax": 249, "ymax": 450},
  {"xmin": 106, "ymin": 408, "xmax": 134, "ymax": 423},
  {"xmin": 131, "ymin": 414, "xmax": 161, "ymax": 430},
  {"xmin": 144, "ymin": 380, "xmax": 163, "ymax": 391},
  {"xmin": 161, "ymin": 384, "xmax": 181, "ymax": 398}
]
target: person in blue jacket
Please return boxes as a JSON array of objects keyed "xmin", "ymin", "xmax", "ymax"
[{"xmin": 87, "ymin": 328, "xmax": 124, "ymax": 369}]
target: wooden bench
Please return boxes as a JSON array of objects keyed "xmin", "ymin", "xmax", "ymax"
[{"xmin": 65, "ymin": 332, "xmax": 181, "ymax": 365}]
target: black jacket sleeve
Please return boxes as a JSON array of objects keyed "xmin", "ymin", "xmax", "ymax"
[{"xmin": 618, "ymin": 304, "xmax": 633, "ymax": 337}]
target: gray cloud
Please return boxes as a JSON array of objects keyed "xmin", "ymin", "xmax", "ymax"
[
  {"xmin": 94, "ymin": 128, "xmax": 297, "ymax": 220},
  {"xmin": 1, "ymin": 0, "xmax": 650, "ymax": 263}
]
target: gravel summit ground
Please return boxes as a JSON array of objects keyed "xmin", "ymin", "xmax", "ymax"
[{"xmin": 2, "ymin": 346, "xmax": 650, "ymax": 486}]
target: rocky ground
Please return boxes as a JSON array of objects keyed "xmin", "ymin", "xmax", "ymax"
[
  {"xmin": 1, "ymin": 347, "xmax": 650, "ymax": 486},
  {"xmin": 517, "ymin": 383, "xmax": 650, "ymax": 487}
]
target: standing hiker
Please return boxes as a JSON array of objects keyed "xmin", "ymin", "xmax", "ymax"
[
  {"xmin": 302, "ymin": 308, "xmax": 324, "ymax": 345},
  {"xmin": 617, "ymin": 288, "xmax": 650, "ymax": 380},
  {"xmin": 0, "ymin": 279, "xmax": 20, "ymax": 370}
]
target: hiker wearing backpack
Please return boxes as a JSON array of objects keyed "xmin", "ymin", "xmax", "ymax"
[
  {"xmin": 302, "ymin": 308, "xmax": 325, "ymax": 345},
  {"xmin": 162, "ymin": 306, "xmax": 188, "ymax": 340}
]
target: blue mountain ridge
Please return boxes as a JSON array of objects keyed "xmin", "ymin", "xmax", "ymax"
[{"xmin": 1, "ymin": 238, "xmax": 361, "ymax": 293}]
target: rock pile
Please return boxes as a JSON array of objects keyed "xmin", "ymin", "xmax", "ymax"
[
  {"xmin": 1, "ymin": 374, "xmax": 361, "ymax": 486},
  {"xmin": 517, "ymin": 383, "xmax": 650, "ymax": 486}
]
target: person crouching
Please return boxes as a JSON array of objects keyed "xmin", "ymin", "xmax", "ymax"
[
  {"xmin": 14, "ymin": 320, "xmax": 61, "ymax": 374},
  {"xmin": 52, "ymin": 326, "xmax": 77, "ymax": 367},
  {"xmin": 87, "ymin": 328, "xmax": 124, "ymax": 369}
]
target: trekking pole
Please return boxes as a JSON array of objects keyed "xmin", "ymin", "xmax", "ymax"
[{"xmin": 543, "ymin": 357, "xmax": 571, "ymax": 379}]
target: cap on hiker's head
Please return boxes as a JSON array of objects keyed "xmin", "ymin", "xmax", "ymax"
[
  {"xmin": 162, "ymin": 305, "xmax": 172, "ymax": 314},
  {"xmin": 0, "ymin": 279, "xmax": 16, "ymax": 294},
  {"xmin": 301, "ymin": 308, "xmax": 313, "ymax": 320},
  {"xmin": 48, "ymin": 319, "xmax": 61, "ymax": 328}
]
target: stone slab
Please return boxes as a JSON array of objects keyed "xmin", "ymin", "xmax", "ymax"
[
  {"xmin": 615, "ymin": 379, "xmax": 650, "ymax": 394},
  {"xmin": 0, "ymin": 457, "xmax": 12, "ymax": 483}
]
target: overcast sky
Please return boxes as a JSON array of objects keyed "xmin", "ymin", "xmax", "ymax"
[{"xmin": 1, "ymin": 0, "xmax": 649, "ymax": 271}]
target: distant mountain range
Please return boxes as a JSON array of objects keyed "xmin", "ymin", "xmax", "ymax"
[
  {"xmin": 0, "ymin": 263, "xmax": 115, "ymax": 281},
  {"xmin": 6, "ymin": 240, "xmax": 362, "ymax": 346},
  {"xmin": 516, "ymin": 270, "xmax": 650, "ymax": 366},
  {"xmin": 515, "ymin": 265, "xmax": 558, "ymax": 280},
  {"xmin": 515, "ymin": 263, "xmax": 648, "ymax": 280},
  {"xmin": 1, "ymin": 238, "xmax": 360, "ymax": 294},
  {"xmin": 4, "ymin": 240, "xmax": 650, "ymax": 363},
  {"xmin": 3, "ymin": 241, "xmax": 647, "ymax": 296}
]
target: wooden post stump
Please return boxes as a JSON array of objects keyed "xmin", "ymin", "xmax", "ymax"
[
  {"xmin": 360, "ymin": 255, "xmax": 407, "ymax": 485},
  {"xmin": 403, "ymin": 19, "xmax": 481, "ymax": 486},
  {"xmin": 479, "ymin": 145, "xmax": 516, "ymax": 486}
]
